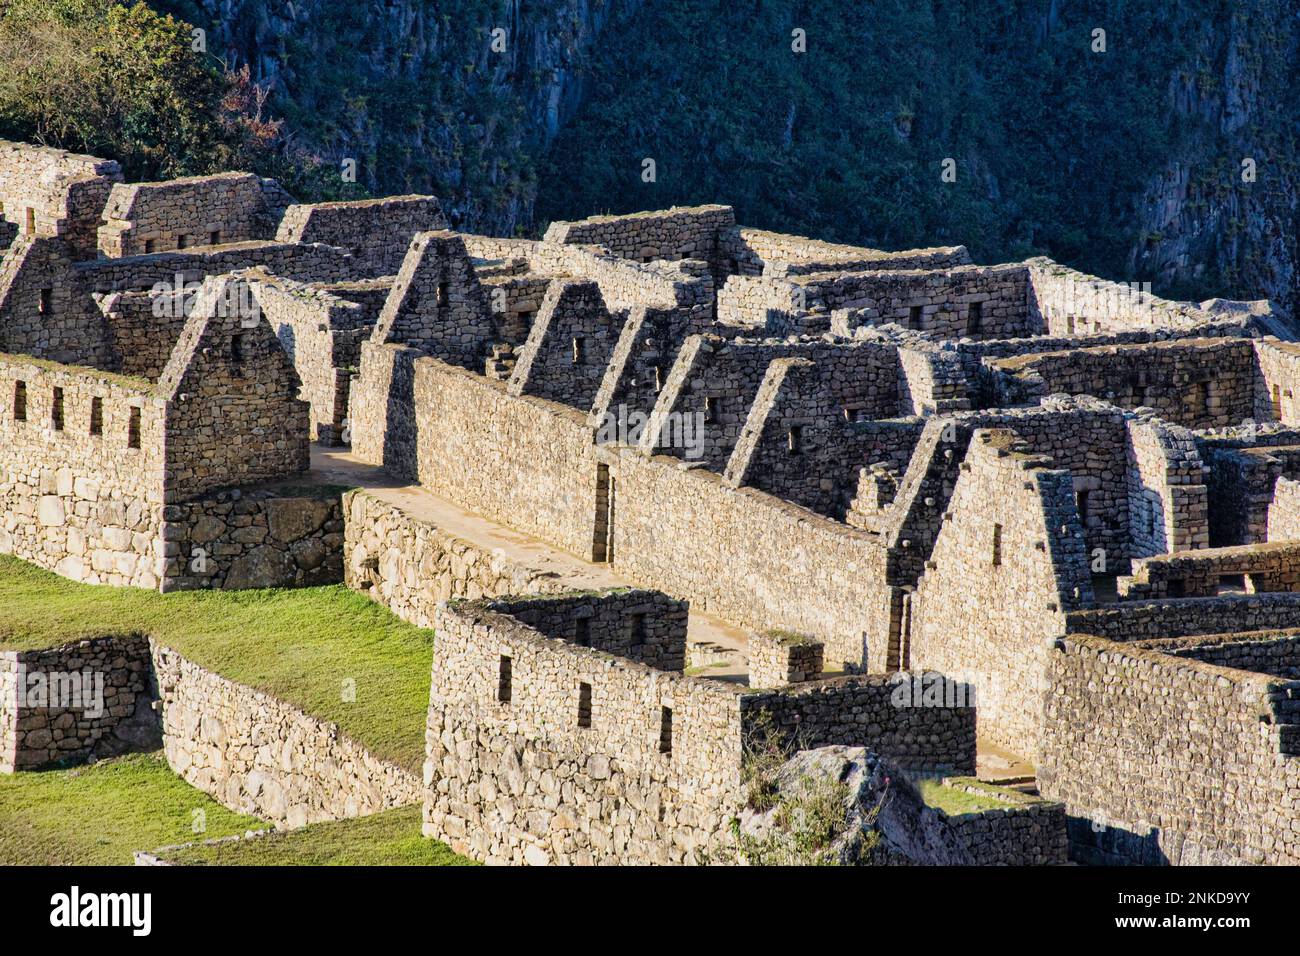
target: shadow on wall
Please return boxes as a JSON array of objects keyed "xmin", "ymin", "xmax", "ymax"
[{"xmin": 1066, "ymin": 816, "xmax": 1171, "ymax": 866}]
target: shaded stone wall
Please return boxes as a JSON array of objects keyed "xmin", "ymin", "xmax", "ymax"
[
  {"xmin": 991, "ymin": 338, "xmax": 1258, "ymax": 428},
  {"xmin": 740, "ymin": 676, "xmax": 976, "ymax": 774},
  {"xmin": 247, "ymin": 273, "xmax": 373, "ymax": 444},
  {"xmin": 486, "ymin": 590, "xmax": 688, "ymax": 672},
  {"xmin": 0, "ymin": 238, "xmax": 109, "ymax": 366},
  {"xmin": 1143, "ymin": 633, "xmax": 1300, "ymax": 678},
  {"xmin": 723, "ymin": 357, "xmax": 925, "ymax": 519},
  {"xmin": 1039, "ymin": 633, "xmax": 1300, "ymax": 865},
  {"xmin": 642, "ymin": 335, "xmax": 904, "ymax": 470},
  {"xmin": 0, "ymin": 636, "xmax": 157, "ymax": 773},
  {"xmin": 161, "ymin": 488, "xmax": 343, "ymax": 592},
  {"xmin": 275, "ymin": 195, "xmax": 445, "ymax": 277},
  {"xmin": 717, "ymin": 226, "xmax": 970, "ymax": 276},
  {"xmin": 1120, "ymin": 541, "xmax": 1300, "ymax": 599},
  {"xmin": 543, "ymin": 205, "xmax": 735, "ymax": 270},
  {"xmin": 800, "ymin": 263, "xmax": 1036, "ymax": 339},
  {"xmin": 97, "ymin": 289, "xmax": 190, "ymax": 379},
  {"xmin": 77, "ymin": 241, "xmax": 357, "ymax": 292},
  {"xmin": 1064, "ymin": 593, "xmax": 1300, "ymax": 642},
  {"xmin": 507, "ymin": 279, "xmax": 626, "ymax": 411}
]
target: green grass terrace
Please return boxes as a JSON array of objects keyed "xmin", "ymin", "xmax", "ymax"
[{"xmin": 0, "ymin": 554, "xmax": 434, "ymax": 773}]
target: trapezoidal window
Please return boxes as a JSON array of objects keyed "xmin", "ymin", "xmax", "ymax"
[
  {"xmin": 787, "ymin": 425, "xmax": 803, "ymax": 456},
  {"xmin": 908, "ymin": 305, "xmax": 922, "ymax": 329},
  {"xmin": 704, "ymin": 396, "xmax": 718, "ymax": 424},
  {"xmin": 89, "ymin": 396, "xmax": 103, "ymax": 437},
  {"xmin": 1075, "ymin": 489, "xmax": 1090, "ymax": 528},
  {"xmin": 572, "ymin": 336, "xmax": 586, "ymax": 364},
  {"xmin": 497, "ymin": 655, "xmax": 512, "ymax": 704},
  {"xmin": 966, "ymin": 301, "xmax": 983, "ymax": 335},
  {"xmin": 574, "ymin": 616, "xmax": 590, "ymax": 647},
  {"xmin": 177, "ymin": 234, "xmax": 189, "ymax": 249},
  {"xmin": 38, "ymin": 288, "xmax": 52, "ymax": 315},
  {"xmin": 230, "ymin": 333, "xmax": 245, "ymax": 365},
  {"xmin": 436, "ymin": 282, "xmax": 450, "ymax": 308},
  {"xmin": 658, "ymin": 706, "xmax": 673, "ymax": 755},
  {"xmin": 143, "ymin": 239, "xmax": 155, "ymax": 254},
  {"xmin": 577, "ymin": 682, "xmax": 593, "ymax": 729},
  {"xmin": 991, "ymin": 523, "xmax": 1003, "ymax": 567},
  {"xmin": 630, "ymin": 613, "xmax": 647, "ymax": 646},
  {"xmin": 51, "ymin": 387, "xmax": 64, "ymax": 431},
  {"xmin": 13, "ymin": 380, "xmax": 26, "ymax": 422},
  {"xmin": 209, "ymin": 230, "xmax": 221, "ymax": 245},
  {"xmin": 653, "ymin": 365, "xmax": 665, "ymax": 392},
  {"xmin": 127, "ymin": 406, "xmax": 141, "ymax": 449}
]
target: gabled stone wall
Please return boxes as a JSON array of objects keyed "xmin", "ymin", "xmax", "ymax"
[
  {"xmin": 507, "ymin": 280, "xmax": 626, "ymax": 411},
  {"xmin": 275, "ymin": 195, "xmax": 445, "ymax": 277},
  {"xmin": 907, "ymin": 429, "xmax": 1094, "ymax": 763}
]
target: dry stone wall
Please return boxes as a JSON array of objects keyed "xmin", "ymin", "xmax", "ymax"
[
  {"xmin": 154, "ymin": 642, "xmax": 420, "ymax": 828},
  {"xmin": 1039, "ymin": 633, "xmax": 1300, "ymax": 865},
  {"xmin": 275, "ymin": 195, "xmax": 445, "ymax": 277},
  {"xmin": 161, "ymin": 488, "xmax": 343, "ymax": 592},
  {"xmin": 0, "ymin": 635, "xmax": 158, "ymax": 773},
  {"xmin": 543, "ymin": 205, "xmax": 735, "ymax": 271},
  {"xmin": 508, "ymin": 279, "xmax": 626, "ymax": 411},
  {"xmin": 907, "ymin": 430, "xmax": 1094, "ymax": 764},
  {"xmin": 0, "ymin": 140, "xmax": 122, "ymax": 261},
  {"xmin": 0, "ymin": 353, "xmax": 166, "ymax": 587},
  {"xmin": 990, "ymin": 338, "xmax": 1259, "ymax": 428},
  {"xmin": 97, "ymin": 173, "xmax": 280, "ymax": 258},
  {"xmin": 343, "ymin": 489, "xmax": 569, "ymax": 629}
]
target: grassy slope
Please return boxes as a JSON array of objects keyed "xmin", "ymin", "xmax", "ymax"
[
  {"xmin": 161, "ymin": 806, "xmax": 474, "ymax": 866},
  {"xmin": 916, "ymin": 777, "xmax": 1015, "ymax": 816},
  {"xmin": 0, "ymin": 555, "xmax": 434, "ymax": 772},
  {"xmin": 0, "ymin": 752, "xmax": 263, "ymax": 865}
]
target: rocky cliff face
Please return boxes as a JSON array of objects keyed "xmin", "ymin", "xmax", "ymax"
[
  {"xmin": 172, "ymin": 0, "xmax": 1297, "ymax": 313},
  {"xmin": 175, "ymin": 0, "xmax": 639, "ymax": 234},
  {"xmin": 1126, "ymin": 0, "xmax": 1297, "ymax": 318}
]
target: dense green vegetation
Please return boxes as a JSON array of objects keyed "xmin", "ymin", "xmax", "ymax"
[
  {"xmin": 538, "ymin": 0, "xmax": 1293, "ymax": 300},
  {"xmin": 161, "ymin": 806, "xmax": 473, "ymax": 865},
  {"xmin": 0, "ymin": 752, "xmax": 263, "ymax": 864},
  {"xmin": 0, "ymin": 0, "xmax": 358, "ymax": 195},
  {"xmin": 0, "ymin": 0, "xmax": 1294, "ymax": 303},
  {"xmin": 0, "ymin": 555, "xmax": 434, "ymax": 771}
]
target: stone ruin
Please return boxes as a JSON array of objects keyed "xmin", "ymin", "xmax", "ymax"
[{"xmin": 1, "ymin": 137, "xmax": 1298, "ymax": 865}]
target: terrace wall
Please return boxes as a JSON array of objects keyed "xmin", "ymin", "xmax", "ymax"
[{"xmin": 1039, "ymin": 634, "xmax": 1300, "ymax": 865}]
